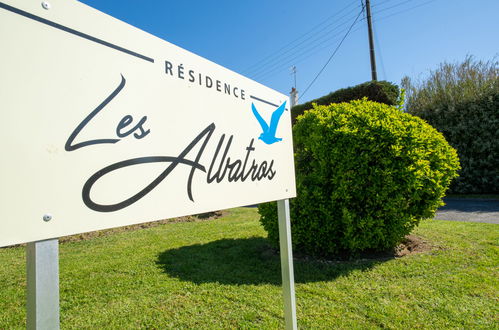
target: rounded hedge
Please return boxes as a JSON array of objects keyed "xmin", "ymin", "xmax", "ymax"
[{"xmin": 259, "ymin": 99, "xmax": 460, "ymax": 257}]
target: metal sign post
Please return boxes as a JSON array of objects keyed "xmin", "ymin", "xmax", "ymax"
[
  {"xmin": 277, "ymin": 199, "xmax": 297, "ymax": 330},
  {"xmin": 26, "ymin": 239, "xmax": 60, "ymax": 330}
]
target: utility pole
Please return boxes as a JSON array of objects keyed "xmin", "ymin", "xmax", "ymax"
[
  {"xmin": 291, "ymin": 66, "xmax": 297, "ymax": 89},
  {"xmin": 365, "ymin": 0, "xmax": 377, "ymax": 81},
  {"xmin": 290, "ymin": 66, "xmax": 298, "ymax": 107},
  {"xmin": 290, "ymin": 87, "xmax": 298, "ymax": 107}
]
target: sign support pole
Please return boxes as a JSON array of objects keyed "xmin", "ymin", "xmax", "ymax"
[
  {"xmin": 277, "ymin": 199, "xmax": 297, "ymax": 330},
  {"xmin": 27, "ymin": 239, "xmax": 60, "ymax": 330}
]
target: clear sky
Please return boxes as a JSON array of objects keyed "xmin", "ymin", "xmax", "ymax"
[{"xmin": 78, "ymin": 0, "xmax": 499, "ymax": 103}]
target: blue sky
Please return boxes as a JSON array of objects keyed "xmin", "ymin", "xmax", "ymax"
[{"xmin": 78, "ymin": 0, "xmax": 499, "ymax": 103}]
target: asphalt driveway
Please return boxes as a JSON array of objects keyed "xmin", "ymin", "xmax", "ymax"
[{"xmin": 435, "ymin": 198, "xmax": 499, "ymax": 224}]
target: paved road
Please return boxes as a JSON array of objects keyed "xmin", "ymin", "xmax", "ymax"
[{"xmin": 435, "ymin": 198, "xmax": 499, "ymax": 224}]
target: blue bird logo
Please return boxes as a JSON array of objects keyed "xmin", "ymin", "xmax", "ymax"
[{"xmin": 251, "ymin": 101, "xmax": 287, "ymax": 145}]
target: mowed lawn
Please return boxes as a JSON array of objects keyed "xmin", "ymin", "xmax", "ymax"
[{"xmin": 0, "ymin": 208, "xmax": 497, "ymax": 329}]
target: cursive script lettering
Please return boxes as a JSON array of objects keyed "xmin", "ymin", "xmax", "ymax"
[
  {"xmin": 81, "ymin": 123, "xmax": 276, "ymax": 212},
  {"xmin": 82, "ymin": 124, "xmax": 214, "ymax": 212},
  {"xmin": 67, "ymin": 74, "xmax": 278, "ymax": 213},
  {"xmin": 207, "ymin": 137, "xmax": 275, "ymax": 183},
  {"xmin": 65, "ymin": 74, "xmax": 150, "ymax": 151}
]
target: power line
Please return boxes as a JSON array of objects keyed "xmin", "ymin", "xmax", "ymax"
[
  {"xmin": 247, "ymin": 8, "xmax": 363, "ymax": 78},
  {"xmin": 253, "ymin": 23, "xmax": 365, "ymax": 81},
  {"xmin": 252, "ymin": 23, "xmax": 361, "ymax": 80},
  {"xmin": 352, "ymin": 0, "xmax": 437, "ymax": 34},
  {"xmin": 371, "ymin": 0, "xmax": 437, "ymax": 21},
  {"xmin": 241, "ymin": 2, "xmax": 360, "ymax": 75},
  {"xmin": 251, "ymin": 0, "xmax": 438, "ymax": 85},
  {"xmin": 242, "ymin": 4, "xmax": 358, "ymax": 74},
  {"xmin": 371, "ymin": 0, "xmax": 428, "ymax": 17},
  {"xmin": 371, "ymin": 0, "xmax": 399, "ymax": 9},
  {"xmin": 299, "ymin": 5, "xmax": 365, "ymax": 101},
  {"xmin": 253, "ymin": 24, "xmax": 358, "ymax": 77},
  {"xmin": 373, "ymin": 19, "xmax": 387, "ymax": 80}
]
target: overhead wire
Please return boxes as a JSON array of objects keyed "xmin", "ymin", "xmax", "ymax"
[
  {"xmin": 369, "ymin": 0, "xmax": 431, "ymax": 17},
  {"xmin": 370, "ymin": 0, "xmax": 399, "ymax": 9},
  {"xmin": 241, "ymin": 1, "xmax": 360, "ymax": 75},
  {"xmin": 346, "ymin": 0, "xmax": 436, "ymax": 36},
  {"xmin": 371, "ymin": 0, "xmax": 437, "ymax": 22},
  {"xmin": 252, "ymin": 33, "xmax": 348, "ymax": 80},
  {"xmin": 252, "ymin": 21, "xmax": 363, "ymax": 81},
  {"xmin": 246, "ymin": 6, "xmax": 363, "ymax": 78},
  {"xmin": 299, "ymin": 5, "xmax": 366, "ymax": 101},
  {"xmin": 251, "ymin": 0, "xmax": 437, "ymax": 83},
  {"xmin": 373, "ymin": 21, "xmax": 387, "ymax": 80}
]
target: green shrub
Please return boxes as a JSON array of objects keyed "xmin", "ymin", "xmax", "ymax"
[
  {"xmin": 402, "ymin": 56, "xmax": 499, "ymax": 193},
  {"xmin": 259, "ymin": 99, "xmax": 460, "ymax": 257},
  {"xmin": 291, "ymin": 80, "xmax": 400, "ymax": 123}
]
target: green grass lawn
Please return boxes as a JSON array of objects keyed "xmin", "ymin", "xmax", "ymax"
[{"xmin": 1, "ymin": 208, "xmax": 498, "ymax": 329}]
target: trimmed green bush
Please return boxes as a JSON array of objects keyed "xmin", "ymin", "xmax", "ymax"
[
  {"xmin": 291, "ymin": 80, "xmax": 400, "ymax": 123},
  {"xmin": 259, "ymin": 99, "xmax": 460, "ymax": 257},
  {"xmin": 403, "ymin": 56, "xmax": 499, "ymax": 193}
]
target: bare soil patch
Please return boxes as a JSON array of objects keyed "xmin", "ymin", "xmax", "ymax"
[
  {"xmin": 394, "ymin": 234, "xmax": 433, "ymax": 257},
  {"xmin": 4, "ymin": 211, "xmax": 225, "ymax": 248},
  {"xmin": 263, "ymin": 234, "xmax": 436, "ymax": 264},
  {"xmin": 59, "ymin": 210, "xmax": 226, "ymax": 244}
]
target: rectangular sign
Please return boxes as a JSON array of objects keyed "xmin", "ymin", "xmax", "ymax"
[{"xmin": 0, "ymin": 0, "xmax": 296, "ymax": 247}]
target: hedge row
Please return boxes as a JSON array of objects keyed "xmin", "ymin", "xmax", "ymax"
[
  {"xmin": 404, "ymin": 56, "xmax": 499, "ymax": 193},
  {"xmin": 408, "ymin": 90, "xmax": 498, "ymax": 193},
  {"xmin": 291, "ymin": 80, "xmax": 400, "ymax": 123}
]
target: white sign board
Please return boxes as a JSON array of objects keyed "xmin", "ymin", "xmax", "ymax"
[{"xmin": 0, "ymin": 0, "xmax": 296, "ymax": 247}]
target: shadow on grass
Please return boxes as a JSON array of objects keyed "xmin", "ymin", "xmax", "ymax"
[{"xmin": 156, "ymin": 237, "xmax": 388, "ymax": 285}]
